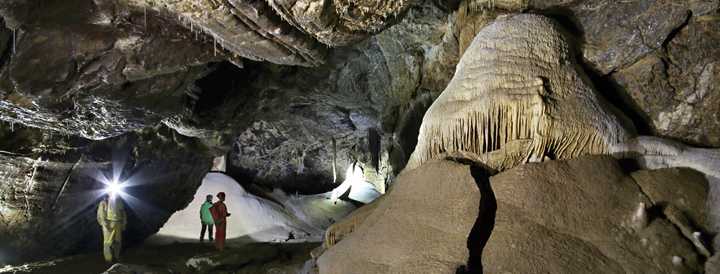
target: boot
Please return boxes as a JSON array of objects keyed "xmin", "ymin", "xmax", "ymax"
[
  {"xmin": 103, "ymin": 243, "xmax": 113, "ymax": 263},
  {"xmin": 112, "ymin": 242, "xmax": 123, "ymax": 263}
]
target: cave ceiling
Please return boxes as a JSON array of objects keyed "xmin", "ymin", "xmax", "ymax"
[{"xmin": 1, "ymin": 0, "xmax": 720, "ymax": 263}]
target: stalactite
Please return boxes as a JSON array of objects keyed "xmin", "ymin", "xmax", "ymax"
[
  {"xmin": 332, "ymin": 138, "xmax": 337, "ymax": 183},
  {"xmin": 144, "ymin": 6, "xmax": 147, "ymax": 27}
]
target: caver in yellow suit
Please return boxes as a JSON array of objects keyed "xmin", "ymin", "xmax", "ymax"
[{"xmin": 97, "ymin": 193, "xmax": 127, "ymax": 263}]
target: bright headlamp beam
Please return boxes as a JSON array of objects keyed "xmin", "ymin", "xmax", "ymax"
[{"xmin": 106, "ymin": 180, "xmax": 125, "ymax": 196}]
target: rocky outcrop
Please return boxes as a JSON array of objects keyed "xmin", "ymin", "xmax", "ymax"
[
  {"xmin": 318, "ymin": 156, "xmax": 707, "ymax": 273},
  {"xmin": 612, "ymin": 13, "xmax": 720, "ymax": 147},
  {"xmin": 0, "ymin": 1, "xmax": 229, "ymax": 140},
  {"xmin": 484, "ymin": 155, "xmax": 704, "ymax": 273},
  {"xmin": 531, "ymin": 0, "xmax": 719, "ymax": 75},
  {"xmin": 317, "ymin": 159, "xmax": 482, "ymax": 274}
]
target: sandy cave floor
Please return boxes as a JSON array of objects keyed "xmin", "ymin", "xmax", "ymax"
[{"xmin": 0, "ymin": 233, "xmax": 321, "ymax": 274}]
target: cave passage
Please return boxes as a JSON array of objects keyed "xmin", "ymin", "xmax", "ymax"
[{"xmin": 146, "ymin": 166, "xmax": 382, "ymax": 246}]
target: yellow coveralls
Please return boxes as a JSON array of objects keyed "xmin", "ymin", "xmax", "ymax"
[{"xmin": 97, "ymin": 196, "xmax": 127, "ymax": 262}]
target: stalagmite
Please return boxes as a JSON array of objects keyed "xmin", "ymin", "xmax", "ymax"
[
  {"xmin": 630, "ymin": 202, "xmax": 647, "ymax": 234},
  {"xmin": 332, "ymin": 138, "xmax": 337, "ymax": 183},
  {"xmin": 673, "ymin": 256, "xmax": 683, "ymax": 266}
]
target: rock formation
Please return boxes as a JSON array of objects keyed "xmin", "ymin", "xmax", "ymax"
[
  {"xmin": 406, "ymin": 13, "xmax": 634, "ymax": 172},
  {"xmin": 318, "ymin": 155, "xmax": 707, "ymax": 273},
  {"xmin": 317, "ymin": 159, "xmax": 482, "ymax": 274},
  {"xmin": 483, "ymin": 155, "xmax": 703, "ymax": 273}
]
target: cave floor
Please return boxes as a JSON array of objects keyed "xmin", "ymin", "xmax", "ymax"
[{"xmin": 1, "ymin": 236, "xmax": 320, "ymax": 274}]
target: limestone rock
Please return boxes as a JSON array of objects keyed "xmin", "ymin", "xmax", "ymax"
[
  {"xmin": 131, "ymin": 0, "xmax": 331, "ymax": 67},
  {"xmin": 612, "ymin": 13, "xmax": 720, "ymax": 148},
  {"xmin": 532, "ymin": 0, "xmax": 719, "ymax": 75},
  {"xmin": 630, "ymin": 167, "xmax": 708, "ymax": 227},
  {"xmin": 127, "ymin": 0, "xmax": 420, "ymax": 66},
  {"xmin": 484, "ymin": 155, "xmax": 702, "ymax": 273},
  {"xmin": 219, "ymin": 2, "xmax": 455, "ymax": 192},
  {"xmin": 0, "ymin": 2, "xmax": 227, "ymax": 140},
  {"xmin": 268, "ymin": 0, "xmax": 415, "ymax": 47},
  {"xmin": 317, "ymin": 159, "xmax": 481, "ymax": 274}
]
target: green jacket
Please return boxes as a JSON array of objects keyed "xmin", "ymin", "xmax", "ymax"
[{"xmin": 200, "ymin": 201, "xmax": 215, "ymax": 225}]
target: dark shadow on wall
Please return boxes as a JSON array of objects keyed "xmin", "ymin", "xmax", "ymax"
[{"xmin": 458, "ymin": 163, "xmax": 497, "ymax": 273}]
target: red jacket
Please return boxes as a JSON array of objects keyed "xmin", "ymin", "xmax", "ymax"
[{"xmin": 213, "ymin": 201, "xmax": 229, "ymax": 224}]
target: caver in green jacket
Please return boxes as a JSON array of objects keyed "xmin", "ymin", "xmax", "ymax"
[{"xmin": 200, "ymin": 201, "xmax": 215, "ymax": 225}]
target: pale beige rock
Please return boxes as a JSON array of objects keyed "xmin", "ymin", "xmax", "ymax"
[
  {"xmin": 406, "ymin": 14, "xmax": 635, "ymax": 172},
  {"xmin": 484, "ymin": 155, "xmax": 701, "ymax": 274}
]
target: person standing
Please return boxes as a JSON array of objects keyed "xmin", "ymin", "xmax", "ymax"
[
  {"xmin": 199, "ymin": 195, "xmax": 215, "ymax": 242},
  {"xmin": 97, "ymin": 192, "xmax": 127, "ymax": 263},
  {"xmin": 211, "ymin": 192, "xmax": 231, "ymax": 250}
]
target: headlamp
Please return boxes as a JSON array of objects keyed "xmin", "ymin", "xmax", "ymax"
[{"xmin": 107, "ymin": 180, "xmax": 124, "ymax": 197}]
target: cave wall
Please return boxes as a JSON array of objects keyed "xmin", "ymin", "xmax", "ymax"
[{"xmin": 212, "ymin": 1, "xmax": 460, "ymax": 193}]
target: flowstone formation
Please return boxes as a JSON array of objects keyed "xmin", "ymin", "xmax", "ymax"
[{"xmin": 406, "ymin": 13, "xmax": 635, "ymax": 172}]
